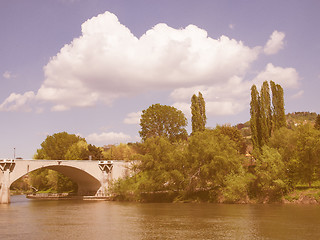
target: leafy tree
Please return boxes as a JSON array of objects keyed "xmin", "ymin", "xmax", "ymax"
[
  {"xmin": 252, "ymin": 145, "xmax": 287, "ymax": 201},
  {"xmin": 270, "ymin": 81, "xmax": 286, "ymax": 130},
  {"xmin": 103, "ymin": 143, "xmax": 139, "ymax": 160},
  {"xmin": 35, "ymin": 132, "xmax": 85, "ymax": 160},
  {"xmin": 137, "ymin": 137, "xmax": 186, "ymax": 192},
  {"xmin": 250, "ymin": 81, "xmax": 286, "ymax": 152},
  {"xmin": 87, "ymin": 144, "xmax": 103, "ymax": 160},
  {"xmin": 250, "ymin": 84, "xmax": 261, "ymax": 151},
  {"xmin": 216, "ymin": 124, "xmax": 247, "ymax": 154},
  {"xmin": 295, "ymin": 124, "xmax": 320, "ymax": 186},
  {"xmin": 139, "ymin": 104, "xmax": 187, "ymax": 142},
  {"xmin": 32, "ymin": 132, "xmax": 86, "ymax": 193},
  {"xmin": 315, "ymin": 114, "xmax": 320, "ymax": 130},
  {"xmin": 65, "ymin": 140, "xmax": 89, "ymax": 160},
  {"xmin": 191, "ymin": 92, "xmax": 206, "ymax": 133},
  {"xmin": 186, "ymin": 130, "xmax": 243, "ymax": 192},
  {"xmin": 260, "ymin": 81, "xmax": 272, "ymax": 143}
]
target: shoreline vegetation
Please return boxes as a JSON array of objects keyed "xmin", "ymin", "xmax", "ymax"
[
  {"xmin": 10, "ymin": 188, "xmax": 320, "ymax": 204},
  {"xmin": 10, "ymin": 82, "xmax": 320, "ymax": 205}
]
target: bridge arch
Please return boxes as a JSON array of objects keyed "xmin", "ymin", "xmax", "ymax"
[
  {"xmin": 1, "ymin": 159, "xmax": 129, "ymax": 203},
  {"xmin": 11, "ymin": 165, "xmax": 101, "ymax": 196}
]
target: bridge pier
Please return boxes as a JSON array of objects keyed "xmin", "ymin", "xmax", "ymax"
[
  {"xmin": 97, "ymin": 160, "xmax": 113, "ymax": 197},
  {"xmin": 0, "ymin": 160, "xmax": 16, "ymax": 204}
]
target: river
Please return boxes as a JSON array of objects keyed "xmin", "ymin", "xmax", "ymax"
[{"xmin": 1, "ymin": 195, "xmax": 320, "ymax": 240}]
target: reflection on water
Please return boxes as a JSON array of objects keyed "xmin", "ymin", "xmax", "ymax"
[{"xmin": 1, "ymin": 195, "xmax": 320, "ymax": 240}]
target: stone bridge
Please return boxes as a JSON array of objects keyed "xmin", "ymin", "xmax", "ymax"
[{"xmin": 0, "ymin": 159, "xmax": 131, "ymax": 204}]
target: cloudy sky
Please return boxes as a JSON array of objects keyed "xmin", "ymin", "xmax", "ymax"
[{"xmin": 1, "ymin": 0, "xmax": 319, "ymax": 159}]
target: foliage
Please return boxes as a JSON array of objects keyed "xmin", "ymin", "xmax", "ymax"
[
  {"xmin": 270, "ymin": 80, "xmax": 286, "ymax": 130},
  {"xmin": 139, "ymin": 104, "xmax": 188, "ymax": 142},
  {"xmin": 215, "ymin": 124, "xmax": 247, "ymax": 154},
  {"xmin": 315, "ymin": 114, "xmax": 320, "ymax": 130},
  {"xmin": 222, "ymin": 170, "xmax": 254, "ymax": 203},
  {"xmin": 250, "ymin": 84, "xmax": 261, "ymax": 151},
  {"xmin": 34, "ymin": 132, "xmax": 85, "ymax": 160},
  {"xmin": 251, "ymin": 146, "xmax": 288, "ymax": 201},
  {"xmin": 191, "ymin": 92, "xmax": 206, "ymax": 133},
  {"xmin": 28, "ymin": 169, "xmax": 77, "ymax": 193},
  {"xmin": 250, "ymin": 81, "xmax": 286, "ymax": 152},
  {"xmin": 31, "ymin": 132, "xmax": 101, "ymax": 193},
  {"xmin": 103, "ymin": 143, "xmax": 140, "ymax": 160},
  {"xmin": 65, "ymin": 140, "xmax": 89, "ymax": 160},
  {"xmin": 186, "ymin": 130, "xmax": 244, "ymax": 192},
  {"xmin": 294, "ymin": 124, "xmax": 320, "ymax": 186}
]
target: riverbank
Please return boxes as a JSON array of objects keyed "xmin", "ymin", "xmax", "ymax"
[
  {"xmin": 111, "ymin": 188, "xmax": 320, "ymax": 204},
  {"xmin": 26, "ymin": 193, "xmax": 111, "ymax": 201}
]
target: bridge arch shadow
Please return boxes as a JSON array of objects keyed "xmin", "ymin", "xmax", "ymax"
[{"xmin": 11, "ymin": 165, "xmax": 101, "ymax": 196}]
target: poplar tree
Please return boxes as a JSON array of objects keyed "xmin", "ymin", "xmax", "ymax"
[
  {"xmin": 260, "ymin": 81, "xmax": 272, "ymax": 140},
  {"xmin": 250, "ymin": 85, "xmax": 261, "ymax": 150},
  {"xmin": 270, "ymin": 81, "xmax": 286, "ymax": 130},
  {"xmin": 250, "ymin": 81, "xmax": 286, "ymax": 151},
  {"xmin": 191, "ymin": 92, "xmax": 206, "ymax": 133},
  {"xmin": 198, "ymin": 92, "xmax": 207, "ymax": 131},
  {"xmin": 314, "ymin": 114, "xmax": 320, "ymax": 130}
]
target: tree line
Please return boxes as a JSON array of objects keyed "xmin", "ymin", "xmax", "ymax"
[{"xmin": 12, "ymin": 81, "xmax": 320, "ymax": 203}]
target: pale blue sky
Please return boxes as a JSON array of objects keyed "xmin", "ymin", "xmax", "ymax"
[{"xmin": 1, "ymin": 0, "xmax": 319, "ymax": 159}]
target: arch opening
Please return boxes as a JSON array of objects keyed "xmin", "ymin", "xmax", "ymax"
[{"xmin": 10, "ymin": 165, "xmax": 101, "ymax": 196}]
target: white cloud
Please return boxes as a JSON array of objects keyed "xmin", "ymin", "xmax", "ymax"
[
  {"xmin": 3, "ymin": 71, "xmax": 13, "ymax": 79},
  {"xmin": 0, "ymin": 11, "xmax": 299, "ymax": 118},
  {"xmin": 0, "ymin": 91, "xmax": 35, "ymax": 112},
  {"xmin": 0, "ymin": 11, "xmax": 259, "ymax": 112},
  {"xmin": 264, "ymin": 30, "xmax": 285, "ymax": 55},
  {"xmin": 252, "ymin": 63, "xmax": 299, "ymax": 88},
  {"xmin": 86, "ymin": 132, "xmax": 135, "ymax": 145},
  {"xmin": 123, "ymin": 111, "xmax": 142, "ymax": 125}
]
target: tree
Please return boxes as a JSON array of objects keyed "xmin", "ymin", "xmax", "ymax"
[
  {"xmin": 250, "ymin": 81, "xmax": 286, "ymax": 152},
  {"xmin": 139, "ymin": 104, "xmax": 187, "ymax": 142},
  {"xmin": 216, "ymin": 124, "xmax": 247, "ymax": 154},
  {"xmin": 191, "ymin": 92, "xmax": 206, "ymax": 134},
  {"xmin": 260, "ymin": 81, "xmax": 272, "ymax": 143},
  {"xmin": 65, "ymin": 140, "xmax": 89, "ymax": 160},
  {"xmin": 252, "ymin": 145, "xmax": 287, "ymax": 201},
  {"xmin": 35, "ymin": 132, "xmax": 85, "ymax": 160},
  {"xmin": 295, "ymin": 125, "xmax": 320, "ymax": 186},
  {"xmin": 315, "ymin": 114, "xmax": 320, "ymax": 130},
  {"xmin": 186, "ymin": 130, "xmax": 243, "ymax": 192},
  {"xmin": 270, "ymin": 81, "xmax": 286, "ymax": 130},
  {"xmin": 250, "ymin": 84, "xmax": 262, "ymax": 151}
]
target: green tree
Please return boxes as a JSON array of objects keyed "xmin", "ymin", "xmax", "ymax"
[
  {"xmin": 252, "ymin": 145, "xmax": 287, "ymax": 201},
  {"xmin": 191, "ymin": 92, "xmax": 206, "ymax": 133},
  {"xmin": 65, "ymin": 140, "xmax": 89, "ymax": 160},
  {"xmin": 32, "ymin": 132, "xmax": 85, "ymax": 193},
  {"xmin": 250, "ymin": 84, "xmax": 262, "ymax": 151},
  {"xmin": 103, "ymin": 143, "xmax": 139, "ymax": 160},
  {"xmin": 260, "ymin": 81, "xmax": 272, "ymax": 143},
  {"xmin": 87, "ymin": 144, "xmax": 103, "ymax": 160},
  {"xmin": 216, "ymin": 124, "xmax": 247, "ymax": 154},
  {"xmin": 186, "ymin": 130, "xmax": 243, "ymax": 192},
  {"xmin": 35, "ymin": 132, "xmax": 85, "ymax": 160},
  {"xmin": 270, "ymin": 81, "xmax": 286, "ymax": 130},
  {"xmin": 295, "ymin": 125, "xmax": 320, "ymax": 186},
  {"xmin": 139, "ymin": 104, "xmax": 187, "ymax": 142},
  {"xmin": 314, "ymin": 114, "xmax": 320, "ymax": 130}
]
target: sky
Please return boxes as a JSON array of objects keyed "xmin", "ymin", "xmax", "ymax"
[{"xmin": 1, "ymin": 0, "xmax": 320, "ymax": 159}]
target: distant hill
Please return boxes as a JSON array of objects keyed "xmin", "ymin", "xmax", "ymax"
[
  {"xmin": 286, "ymin": 111, "xmax": 318, "ymax": 128},
  {"xmin": 236, "ymin": 111, "xmax": 318, "ymax": 137}
]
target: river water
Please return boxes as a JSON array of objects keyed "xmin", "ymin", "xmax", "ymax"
[{"xmin": 1, "ymin": 195, "xmax": 320, "ymax": 240}]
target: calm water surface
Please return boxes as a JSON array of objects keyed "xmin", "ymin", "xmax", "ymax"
[{"xmin": 1, "ymin": 195, "xmax": 320, "ymax": 240}]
